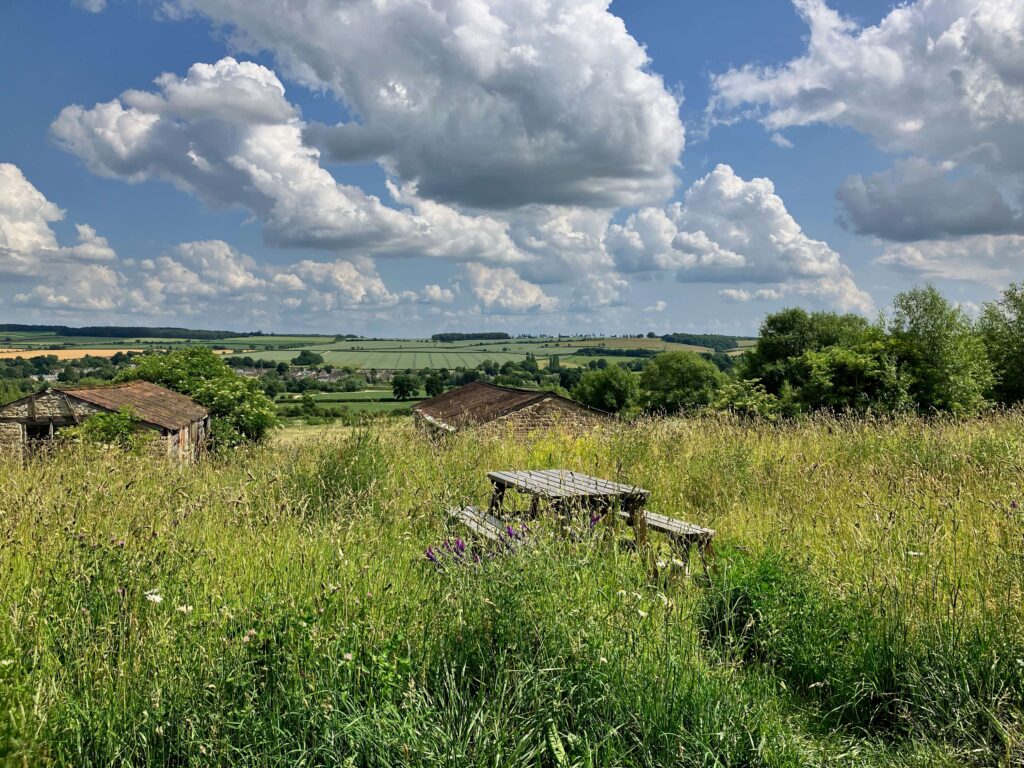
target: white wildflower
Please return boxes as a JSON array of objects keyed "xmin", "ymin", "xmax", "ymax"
[{"xmin": 144, "ymin": 590, "xmax": 163, "ymax": 604}]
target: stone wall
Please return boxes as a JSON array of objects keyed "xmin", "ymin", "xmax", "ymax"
[
  {"xmin": 0, "ymin": 391, "xmax": 103, "ymax": 421},
  {"xmin": 0, "ymin": 422, "xmax": 24, "ymax": 461}
]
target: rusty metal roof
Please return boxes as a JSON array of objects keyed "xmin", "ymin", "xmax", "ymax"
[
  {"xmin": 64, "ymin": 381, "xmax": 208, "ymax": 431},
  {"xmin": 413, "ymin": 380, "xmax": 608, "ymax": 431}
]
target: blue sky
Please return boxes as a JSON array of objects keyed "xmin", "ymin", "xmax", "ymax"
[{"xmin": 1, "ymin": 0, "xmax": 1021, "ymax": 335}]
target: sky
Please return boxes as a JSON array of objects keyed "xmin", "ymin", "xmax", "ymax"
[{"xmin": 1, "ymin": 0, "xmax": 1022, "ymax": 336}]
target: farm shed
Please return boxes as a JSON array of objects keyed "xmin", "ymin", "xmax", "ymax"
[
  {"xmin": 414, "ymin": 380, "xmax": 612, "ymax": 435},
  {"xmin": 0, "ymin": 381, "xmax": 210, "ymax": 462}
]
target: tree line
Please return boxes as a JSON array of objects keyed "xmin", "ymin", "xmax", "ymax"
[{"xmin": 572, "ymin": 284, "xmax": 1024, "ymax": 418}]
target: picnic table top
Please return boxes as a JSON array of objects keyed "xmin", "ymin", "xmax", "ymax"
[{"xmin": 487, "ymin": 469, "xmax": 649, "ymax": 500}]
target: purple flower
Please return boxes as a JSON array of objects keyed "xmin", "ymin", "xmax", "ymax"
[
  {"xmin": 1012, "ymin": 500, "xmax": 1019, "ymax": 510},
  {"xmin": 425, "ymin": 547, "xmax": 440, "ymax": 565}
]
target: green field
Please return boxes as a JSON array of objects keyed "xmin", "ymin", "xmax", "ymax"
[
  {"xmin": 0, "ymin": 330, "xmax": 745, "ymax": 370},
  {"xmin": 2, "ymin": 414, "xmax": 1021, "ymax": 765}
]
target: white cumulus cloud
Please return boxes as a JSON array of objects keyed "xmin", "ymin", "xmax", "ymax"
[
  {"xmin": 712, "ymin": 0, "xmax": 1024, "ymax": 277},
  {"xmin": 607, "ymin": 164, "xmax": 872, "ymax": 312},
  {"xmin": 165, "ymin": 0, "xmax": 684, "ymax": 209},
  {"xmin": 464, "ymin": 263, "xmax": 558, "ymax": 313},
  {"xmin": 52, "ymin": 58, "xmax": 531, "ymax": 266}
]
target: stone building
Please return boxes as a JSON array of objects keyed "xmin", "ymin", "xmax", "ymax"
[
  {"xmin": 0, "ymin": 381, "xmax": 210, "ymax": 462},
  {"xmin": 413, "ymin": 380, "xmax": 612, "ymax": 435}
]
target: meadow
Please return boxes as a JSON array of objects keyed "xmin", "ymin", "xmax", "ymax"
[{"xmin": 1, "ymin": 413, "xmax": 1021, "ymax": 766}]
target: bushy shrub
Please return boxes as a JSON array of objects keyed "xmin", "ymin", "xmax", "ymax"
[
  {"xmin": 713, "ymin": 378, "xmax": 780, "ymax": 419},
  {"xmin": 64, "ymin": 406, "xmax": 144, "ymax": 452}
]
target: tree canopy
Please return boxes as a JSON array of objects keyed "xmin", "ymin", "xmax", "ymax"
[
  {"xmin": 117, "ymin": 348, "xmax": 278, "ymax": 446},
  {"xmin": 640, "ymin": 351, "xmax": 726, "ymax": 414},
  {"xmin": 573, "ymin": 365, "xmax": 637, "ymax": 413},
  {"xmin": 979, "ymin": 282, "xmax": 1024, "ymax": 405}
]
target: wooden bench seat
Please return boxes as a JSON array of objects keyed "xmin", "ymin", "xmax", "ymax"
[
  {"xmin": 616, "ymin": 509, "xmax": 714, "ymax": 543},
  {"xmin": 448, "ymin": 505, "xmax": 505, "ymax": 542},
  {"xmin": 615, "ymin": 509, "xmax": 714, "ymax": 574}
]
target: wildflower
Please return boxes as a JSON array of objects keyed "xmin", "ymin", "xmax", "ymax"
[
  {"xmin": 907, "ymin": 550, "xmax": 924, "ymax": 557},
  {"xmin": 176, "ymin": 605, "xmax": 193, "ymax": 614},
  {"xmin": 343, "ymin": 652, "xmax": 353, "ymax": 662},
  {"xmin": 1012, "ymin": 500, "xmax": 1019, "ymax": 510},
  {"xmin": 637, "ymin": 609, "xmax": 648, "ymax": 619},
  {"xmin": 242, "ymin": 629, "xmax": 257, "ymax": 644},
  {"xmin": 656, "ymin": 559, "xmax": 668, "ymax": 569},
  {"xmin": 599, "ymin": 657, "xmax": 608, "ymax": 664},
  {"xmin": 144, "ymin": 590, "xmax": 163, "ymax": 604},
  {"xmin": 616, "ymin": 590, "xmax": 626, "ymax": 598},
  {"xmin": 425, "ymin": 546, "xmax": 440, "ymax": 565}
]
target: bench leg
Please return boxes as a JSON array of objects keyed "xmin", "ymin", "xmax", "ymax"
[
  {"xmin": 626, "ymin": 500, "xmax": 649, "ymax": 549},
  {"xmin": 698, "ymin": 538, "xmax": 714, "ymax": 582},
  {"xmin": 666, "ymin": 533, "xmax": 693, "ymax": 576}
]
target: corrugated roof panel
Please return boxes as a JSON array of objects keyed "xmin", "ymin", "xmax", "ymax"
[
  {"xmin": 64, "ymin": 381, "xmax": 208, "ymax": 431},
  {"xmin": 413, "ymin": 380, "xmax": 607, "ymax": 430}
]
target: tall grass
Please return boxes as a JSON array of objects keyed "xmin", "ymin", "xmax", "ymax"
[{"xmin": 0, "ymin": 412, "xmax": 1022, "ymax": 766}]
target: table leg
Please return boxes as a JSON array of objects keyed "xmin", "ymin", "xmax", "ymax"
[{"xmin": 488, "ymin": 482, "xmax": 506, "ymax": 516}]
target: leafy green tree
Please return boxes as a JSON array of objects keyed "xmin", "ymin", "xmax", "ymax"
[
  {"xmin": 0, "ymin": 380, "xmax": 21, "ymax": 406},
  {"xmin": 640, "ymin": 351, "xmax": 725, "ymax": 413},
  {"xmin": 118, "ymin": 348, "xmax": 278, "ymax": 446},
  {"xmin": 979, "ymin": 282, "xmax": 1024, "ymax": 404},
  {"xmin": 291, "ymin": 350, "xmax": 324, "ymax": 366},
  {"xmin": 424, "ymin": 374, "xmax": 444, "ymax": 398},
  {"xmin": 888, "ymin": 285, "xmax": 993, "ymax": 413},
  {"xmin": 793, "ymin": 342, "xmax": 910, "ymax": 413},
  {"xmin": 573, "ymin": 365, "xmax": 636, "ymax": 413},
  {"xmin": 392, "ymin": 373, "xmax": 421, "ymax": 400},
  {"xmin": 300, "ymin": 392, "xmax": 317, "ymax": 414},
  {"xmin": 741, "ymin": 309, "xmax": 877, "ymax": 394}
]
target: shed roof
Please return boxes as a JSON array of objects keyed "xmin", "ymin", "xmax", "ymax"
[
  {"xmin": 63, "ymin": 381, "xmax": 208, "ymax": 431},
  {"xmin": 413, "ymin": 380, "xmax": 609, "ymax": 431}
]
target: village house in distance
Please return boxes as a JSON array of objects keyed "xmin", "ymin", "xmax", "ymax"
[
  {"xmin": 413, "ymin": 380, "xmax": 612, "ymax": 434},
  {"xmin": 0, "ymin": 381, "xmax": 210, "ymax": 462}
]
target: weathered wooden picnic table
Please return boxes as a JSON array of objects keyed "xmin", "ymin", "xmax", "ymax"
[
  {"xmin": 450, "ymin": 468, "xmax": 715, "ymax": 574},
  {"xmin": 486, "ymin": 469, "xmax": 652, "ymax": 546}
]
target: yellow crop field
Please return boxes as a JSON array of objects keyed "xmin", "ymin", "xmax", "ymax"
[{"xmin": 0, "ymin": 348, "xmax": 144, "ymax": 360}]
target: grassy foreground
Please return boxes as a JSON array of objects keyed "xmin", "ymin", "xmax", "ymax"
[{"xmin": 1, "ymin": 414, "xmax": 1022, "ymax": 766}]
